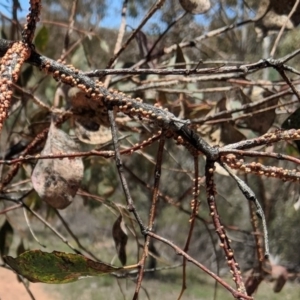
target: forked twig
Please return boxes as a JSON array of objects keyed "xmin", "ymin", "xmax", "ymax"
[{"xmin": 105, "ymin": 0, "xmax": 166, "ymax": 68}]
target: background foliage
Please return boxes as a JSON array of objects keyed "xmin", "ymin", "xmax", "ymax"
[{"xmin": 1, "ymin": 0, "xmax": 300, "ymax": 299}]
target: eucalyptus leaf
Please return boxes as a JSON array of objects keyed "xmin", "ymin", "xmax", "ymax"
[
  {"xmin": 4, "ymin": 250, "xmax": 122, "ymax": 283},
  {"xmin": 34, "ymin": 26, "xmax": 49, "ymax": 52}
]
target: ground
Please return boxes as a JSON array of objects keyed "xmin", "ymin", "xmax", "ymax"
[{"xmin": 0, "ymin": 267, "xmax": 58, "ymax": 300}]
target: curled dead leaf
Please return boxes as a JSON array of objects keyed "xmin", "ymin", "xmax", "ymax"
[
  {"xmin": 112, "ymin": 215, "xmax": 128, "ymax": 266},
  {"xmin": 179, "ymin": 0, "xmax": 211, "ymax": 14},
  {"xmin": 255, "ymin": 0, "xmax": 300, "ymax": 39},
  {"xmin": 67, "ymin": 87, "xmax": 115, "ymax": 144},
  {"xmin": 271, "ymin": 265, "xmax": 288, "ymax": 293},
  {"xmin": 68, "ymin": 87, "xmax": 111, "ymax": 126},
  {"xmin": 31, "ymin": 123, "xmax": 83, "ymax": 209},
  {"xmin": 74, "ymin": 119, "xmax": 112, "ymax": 145}
]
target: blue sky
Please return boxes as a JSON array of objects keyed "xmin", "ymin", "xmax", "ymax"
[
  {"xmin": 3, "ymin": 0, "xmax": 210, "ymax": 33},
  {"xmin": 5, "ymin": 0, "xmax": 160, "ymax": 30}
]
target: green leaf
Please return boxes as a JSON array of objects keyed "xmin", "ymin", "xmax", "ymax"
[
  {"xmin": 4, "ymin": 250, "xmax": 122, "ymax": 283},
  {"xmin": 34, "ymin": 26, "xmax": 49, "ymax": 52},
  {"xmin": 71, "ymin": 44, "xmax": 89, "ymax": 71},
  {"xmin": 1, "ymin": 28, "xmax": 7, "ymax": 39},
  {"xmin": 100, "ymin": 39, "xmax": 109, "ymax": 53},
  {"xmin": 0, "ymin": 219, "xmax": 14, "ymax": 258}
]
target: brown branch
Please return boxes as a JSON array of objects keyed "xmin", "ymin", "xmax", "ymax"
[
  {"xmin": 108, "ymin": 109, "xmax": 146, "ymax": 233},
  {"xmin": 270, "ymin": 0, "xmax": 300, "ymax": 57},
  {"xmin": 222, "ymin": 128, "xmax": 300, "ymax": 151},
  {"xmin": 0, "ymin": 41, "xmax": 31, "ymax": 131},
  {"xmin": 0, "ymin": 203, "xmax": 22, "ymax": 214},
  {"xmin": 205, "ymin": 160, "xmax": 247, "ymax": 295},
  {"xmin": 219, "ymin": 149, "xmax": 300, "ymax": 166},
  {"xmin": 54, "ymin": 209, "xmax": 101, "ymax": 261},
  {"xmin": 178, "ymin": 155, "xmax": 200, "ymax": 300},
  {"xmin": 0, "ymin": 114, "xmax": 67, "ymax": 191},
  {"xmin": 147, "ymin": 231, "xmax": 253, "ymax": 300},
  {"xmin": 105, "ymin": 0, "xmax": 166, "ymax": 69},
  {"xmin": 222, "ymin": 155, "xmax": 300, "ymax": 182},
  {"xmin": 2, "ymin": 193, "xmax": 83, "ymax": 254},
  {"xmin": 103, "ymin": 0, "xmax": 128, "ymax": 87},
  {"xmin": 134, "ymin": 133, "xmax": 165, "ymax": 300},
  {"xmin": 22, "ymin": 0, "xmax": 42, "ymax": 44}
]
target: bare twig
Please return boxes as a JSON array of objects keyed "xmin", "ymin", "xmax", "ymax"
[
  {"xmin": 108, "ymin": 109, "xmax": 146, "ymax": 232},
  {"xmin": 1, "ymin": 193, "xmax": 84, "ymax": 254},
  {"xmin": 23, "ymin": 206, "xmax": 46, "ymax": 247},
  {"xmin": 219, "ymin": 149, "xmax": 300, "ymax": 166},
  {"xmin": 0, "ymin": 203, "xmax": 22, "ymax": 214},
  {"xmin": 103, "ymin": 0, "xmax": 128, "ymax": 87},
  {"xmin": 54, "ymin": 209, "xmax": 101, "ymax": 261},
  {"xmin": 178, "ymin": 155, "xmax": 200, "ymax": 300},
  {"xmin": 134, "ymin": 133, "xmax": 165, "ymax": 300},
  {"xmin": 105, "ymin": 0, "xmax": 166, "ymax": 69}
]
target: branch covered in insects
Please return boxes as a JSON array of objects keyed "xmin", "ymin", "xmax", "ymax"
[
  {"xmin": 22, "ymin": 0, "xmax": 42, "ymax": 44},
  {"xmin": 205, "ymin": 160, "xmax": 247, "ymax": 295},
  {"xmin": 0, "ymin": 41, "xmax": 31, "ymax": 131}
]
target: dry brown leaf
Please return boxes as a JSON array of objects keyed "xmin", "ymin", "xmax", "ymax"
[
  {"xmin": 67, "ymin": 87, "xmax": 114, "ymax": 144},
  {"xmin": 243, "ymin": 99, "xmax": 277, "ymax": 135},
  {"xmin": 74, "ymin": 119, "xmax": 112, "ymax": 145},
  {"xmin": 211, "ymin": 96, "xmax": 245, "ymax": 145},
  {"xmin": 112, "ymin": 215, "xmax": 128, "ymax": 266},
  {"xmin": 255, "ymin": 0, "xmax": 300, "ymax": 38},
  {"xmin": 179, "ymin": 0, "xmax": 211, "ymax": 14},
  {"xmin": 68, "ymin": 87, "xmax": 111, "ymax": 126},
  {"xmin": 31, "ymin": 123, "xmax": 84, "ymax": 209},
  {"xmin": 271, "ymin": 265, "xmax": 288, "ymax": 293},
  {"xmin": 227, "ymin": 88, "xmax": 277, "ymax": 135}
]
